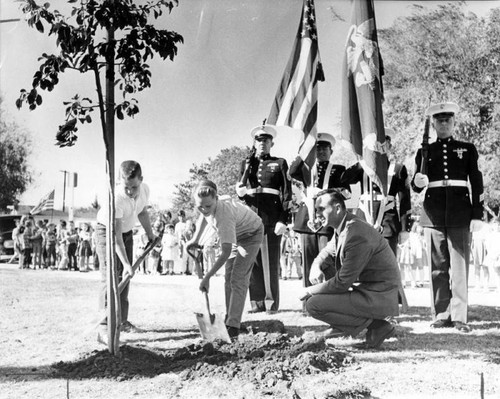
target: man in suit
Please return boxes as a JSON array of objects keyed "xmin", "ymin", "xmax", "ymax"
[
  {"xmin": 299, "ymin": 189, "xmax": 401, "ymax": 349},
  {"xmin": 289, "ymin": 133, "xmax": 351, "ymax": 291},
  {"xmin": 236, "ymin": 124, "xmax": 292, "ymax": 313},
  {"xmin": 412, "ymin": 102, "xmax": 484, "ymax": 332}
]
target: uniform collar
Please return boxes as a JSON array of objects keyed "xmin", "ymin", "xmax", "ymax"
[
  {"xmin": 258, "ymin": 153, "xmax": 271, "ymax": 160},
  {"xmin": 437, "ymin": 136, "xmax": 454, "ymax": 144}
]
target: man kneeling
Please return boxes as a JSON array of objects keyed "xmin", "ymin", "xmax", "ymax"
[{"xmin": 299, "ymin": 189, "xmax": 400, "ymax": 349}]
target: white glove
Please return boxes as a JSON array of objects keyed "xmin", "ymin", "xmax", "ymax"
[
  {"xmin": 274, "ymin": 221, "xmax": 287, "ymax": 236},
  {"xmin": 414, "ymin": 173, "xmax": 429, "ymax": 189},
  {"xmin": 308, "ymin": 262, "xmax": 324, "ymax": 285},
  {"xmin": 298, "ymin": 287, "xmax": 312, "ymax": 301},
  {"xmin": 470, "ymin": 219, "xmax": 484, "ymax": 233},
  {"xmin": 235, "ymin": 183, "xmax": 247, "ymax": 197}
]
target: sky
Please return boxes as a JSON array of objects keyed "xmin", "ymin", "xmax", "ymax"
[{"xmin": 0, "ymin": 0, "xmax": 497, "ymax": 211}]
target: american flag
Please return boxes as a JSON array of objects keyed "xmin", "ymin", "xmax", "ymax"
[
  {"xmin": 341, "ymin": 0, "xmax": 388, "ymax": 196},
  {"xmin": 267, "ymin": 0, "xmax": 324, "ymax": 167},
  {"xmin": 30, "ymin": 189, "xmax": 55, "ymax": 215}
]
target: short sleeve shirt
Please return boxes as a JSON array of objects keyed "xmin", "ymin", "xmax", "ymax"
[
  {"xmin": 206, "ymin": 198, "xmax": 262, "ymax": 245},
  {"xmin": 97, "ymin": 183, "xmax": 150, "ymax": 233}
]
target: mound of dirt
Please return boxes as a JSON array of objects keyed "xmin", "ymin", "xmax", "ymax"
[{"xmin": 52, "ymin": 320, "xmax": 356, "ymax": 390}]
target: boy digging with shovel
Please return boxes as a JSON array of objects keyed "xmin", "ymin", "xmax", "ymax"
[{"xmin": 187, "ymin": 180, "xmax": 264, "ymax": 339}]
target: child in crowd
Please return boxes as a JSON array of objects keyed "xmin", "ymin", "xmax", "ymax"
[
  {"xmin": 284, "ymin": 228, "xmax": 302, "ymax": 280},
  {"xmin": 57, "ymin": 220, "xmax": 69, "ymax": 270},
  {"xmin": 147, "ymin": 220, "xmax": 164, "ymax": 275},
  {"xmin": 22, "ymin": 218, "xmax": 34, "ymax": 269},
  {"xmin": 67, "ymin": 221, "xmax": 79, "ymax": 271},
  {"xmin": 78, "ymin": 223, "xmax": 93, "ymax": 272},
  {"xmin": 31, "ymin": 220, "xmax": 45, "ymax": 269},
  {"xmin": 186, "ymin": 179, "xmax": 264, "ymax": 339},
  {"xmin": 161, "ymin": 224, "xmax": 178, "ymax": 275},
  {"xmin": 408, "ymin": 224, "xmax": 425, "ymax": 288},
  {"xmin": 45, "ymin": 223, "xmax": 58, "ymax": 268}
]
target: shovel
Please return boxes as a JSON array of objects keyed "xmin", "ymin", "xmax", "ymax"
[
  {"xmin": 187, "ymin": 243, "xmax": 231, "ymax": 343},
  {"xmin": 195, "ymin": 290, "xmax": 231, "ymax": 343}
]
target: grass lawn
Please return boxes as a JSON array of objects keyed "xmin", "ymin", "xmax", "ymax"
[{"xmin": 1, "ymin": 263, "xmax": 499, "ymax": 399}]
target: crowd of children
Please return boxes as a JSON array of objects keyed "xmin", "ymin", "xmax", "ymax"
[{"xmin": 11, "ymin": 215, "xmax": 99, "ymax": 272}]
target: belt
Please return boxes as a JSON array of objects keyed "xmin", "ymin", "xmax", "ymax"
[
  {"xmin": 427, "ymin": 180, "xmax": 467, "ymax": 188},
  {"xmin": 247, "ymin": 187, "xmax": 280, "ymax": 196},
  {"xmin": 359, "ymin": 194, "xmax": 395, "ymax": 201}
]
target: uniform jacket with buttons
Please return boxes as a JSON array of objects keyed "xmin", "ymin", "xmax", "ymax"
[
  {"xmin": 238, "ymin": 154, "xmax": 292, "ymax": 228},
  {"xmin": 289, "ymin": 156, "xmax": 349, "ymax": 235},
  {"xmin": 411, "ymin": 137, "xmax": 484, "ymax": 228},
  {"xmin": 341, "ymin": 161, "xmax": 411, "ymax": 237}
]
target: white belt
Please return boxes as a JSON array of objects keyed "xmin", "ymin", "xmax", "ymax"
[
  {"xmin": 360, "ymin": 194, "xmax": 395, "ymax": 201},
  {"xmin": 428, "ymin": 180, "xmax": 467, "ymax": 188},
  {"xmin": 247, "ymin": 187, "xmax": 281, "ymax": 196}
]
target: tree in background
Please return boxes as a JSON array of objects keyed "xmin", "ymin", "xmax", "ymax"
[
  {"xmin": 15, "ymin": 0, "xmax": 183, "ymax": 355},
  {"xmin": 0, "ymin": 98, "xmax": 33, "ymax": 211},
  {"xmin": 171, "ymin": 146, "xmax": 251, "ymax": 216},
  {"xmin": 379, "ymin": 2, "xmax": 500, "ymax": 211}
]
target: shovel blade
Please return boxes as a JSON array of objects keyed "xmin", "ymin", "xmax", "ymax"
[{"xmin": 195, "ymin": 312, "xmax": 231, "ymax": 343}]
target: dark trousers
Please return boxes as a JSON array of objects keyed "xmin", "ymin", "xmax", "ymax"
[
  {"xmin": 68, "ymin": 243, "xmax": 78, "ymax": 269},
  {"xmin": 424, "ymin": 226, "xmax": 470, "ymax": 323},
  {"xmin": 249, "ymin": 227, "xmax": 281, "ymax": 311},
  {"xmin": 96, "ymin": 226, "xmax": 133, "ymax": 324}
]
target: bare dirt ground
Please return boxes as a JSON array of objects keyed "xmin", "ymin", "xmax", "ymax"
[{"xmin": 1, "ymin": 263, "xmax": 499, "ymax": 399}]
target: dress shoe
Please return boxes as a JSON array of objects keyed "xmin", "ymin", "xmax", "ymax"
[
  {"xmin": 248, "ymin": 307, "xmax": 265, "ymax": 314},
  {"xmin": 226, "ymin": 326, "xmax": 239, "ymax": 338},
  {"xmin": 266, "ymin": 309, "xmax": 278, "ymax": 315},
  {"xmin": 366, "ymin": 322, "xmax": 395, "ymax": 349},
  {"xmin": 452, "ymin": 321, "xmax": 471, "ymax": 333},
  {"xmin": 430, "ymin": 318, "xmax": 453, "ymax": 329}
]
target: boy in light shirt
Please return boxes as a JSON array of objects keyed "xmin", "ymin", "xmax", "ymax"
[
  {"xmin": 95, "ymin": 160, "xmax": 156, "ymax": 334},
  {"xmin": 187, "ymin": 180, "xmax": 264, "ymax": 339}
]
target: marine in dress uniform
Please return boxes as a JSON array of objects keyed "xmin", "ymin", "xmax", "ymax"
[
  {"xmin": 289, "ymin": 133, "xmax": 350, "ymax": 288},
  {"xmin": 412, "ymin": 102, "xmax": 484, "ymax": 332},
  {"xmin": 341, "ymin": 128, "xmax": 411, "ymax": 255},
  {"xmin": 236, "ymin": 125, "xmax": 292, "ymax": 312}
]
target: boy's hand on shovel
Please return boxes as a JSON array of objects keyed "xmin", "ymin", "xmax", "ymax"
[
  {"xmin": 123, "ymin": 263, "xmax": 135, "ymax": 278},
  {"xmin": 199, "ymin": 275, "xmax": 211, "ymax": 293}
]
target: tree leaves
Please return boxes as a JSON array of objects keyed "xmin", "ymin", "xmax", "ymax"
[{"xmin": 17, "ymin": 0, "xmax": 183, "ymax": 147}]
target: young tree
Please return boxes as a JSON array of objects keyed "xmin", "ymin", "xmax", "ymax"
[
  {"xmin": 379, "ymin": 3, "xmax": 500, "ymax": 209},
  {"xmin": 0, "ymin": 98, "xmax": 33, "ymax": 211},
  {"xmin": 15, "ymin": 0, "xmax": 183, "ymax": 354}
]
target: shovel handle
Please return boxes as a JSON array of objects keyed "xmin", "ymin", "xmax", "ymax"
[{"xmin": 203, "ymin": 290, "xmax": 211, "ymax": 314}]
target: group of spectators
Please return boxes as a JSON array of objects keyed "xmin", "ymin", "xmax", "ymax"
[
  {"xmin": 130, "ymin": 210, "xmax": 220, "ymax": 277},
  {"xmin": 11, "ymin": 215, "xmax": 97, "ymax": 272}
]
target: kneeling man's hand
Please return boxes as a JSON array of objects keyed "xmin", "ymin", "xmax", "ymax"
[
  {"xmin": 298, "ymin": 287, "xmax": 312, "ymax": 301},
  {"xmin": 309, "ymin": 262, "xmax": 324, "ymax": 285}
]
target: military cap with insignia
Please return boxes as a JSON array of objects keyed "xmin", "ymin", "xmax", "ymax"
[
  {"xmin": 426, "ymin": 102, "xmax": 459, "ymax": 119},
  {"xmin": 250, "ymin": 124, "xmax": 277, "ymax": 140},
  {"xmin": 316, "ymin": 132, "xmax": 336, "ymax": 148}
]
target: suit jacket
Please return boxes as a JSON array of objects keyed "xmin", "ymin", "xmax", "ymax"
[
  {"xmin": 308, "ymin": 213, "xmax": 400, "ymax": 319},
  {"xmin": 238, "ymin": 154, "xmax": 292, "ymax": 228},
  {"xmin": 411, "ymin": 136, "xmax": 483, "ymax": 228}
]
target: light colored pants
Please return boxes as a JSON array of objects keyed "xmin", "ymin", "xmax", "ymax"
[
  {"xmin": 224, "ymin": 225, "xmax": 264, "ymax": 329},
  {"xmin": 425, "ymin": 226, "xmax": 470, "ymax": 323}
]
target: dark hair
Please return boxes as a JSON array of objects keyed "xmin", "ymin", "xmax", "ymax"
[
  {"xmin": 193, "ymin": 179, "xmax": 217, "ymax": 199},
  {"xmin": 120, "ymin": 160, "xmax": 142, "ymax": 180},
  {"xmin": 315, "ymin": 188, "xmax": 346, "ymax": 209}
]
